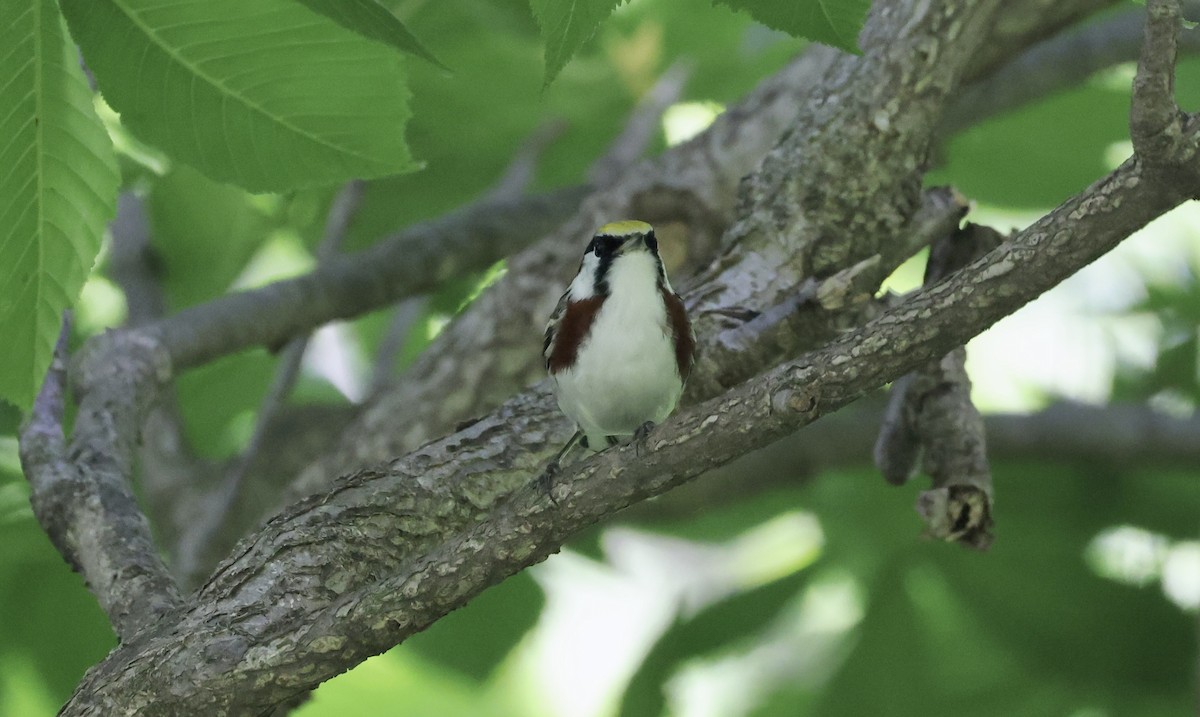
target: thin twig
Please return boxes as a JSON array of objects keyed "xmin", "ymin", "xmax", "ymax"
[
  {"xmin": 369, "ymin": 116, "xmax": 569, "ymax": 394},
  {"xmin": 368, "ymin": 299, "xmax": 430, "ymax": 396},
  {"xmin": 108, "ymin": 193, "xmax": 166, "ymax": 325},
  {"xmin": 21, "ymin": 313, "xmax": 72, "ymax": 467}
]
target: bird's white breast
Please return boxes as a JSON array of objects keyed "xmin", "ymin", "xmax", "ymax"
[{"xmin": 553, "ymin": 251, "xmax": 683, "ymax": 445}]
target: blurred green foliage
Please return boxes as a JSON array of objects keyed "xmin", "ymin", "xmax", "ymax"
[{"xmin": 2, "ymin": 0, "xmax": 1199, "ymax": 715}]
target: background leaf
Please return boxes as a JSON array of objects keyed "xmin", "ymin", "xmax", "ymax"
[
  {"xmin": 529, "ymin": 0, "xmax": 626, "ymax": 86},
  {"xmin": 712, "ymin": 0, "xmax": 870, "ymax": 53},
  {"xmin": 290, "ymin": 0, "xmax": 446, "ymax": 70},
  {"xmin": 59, "ymin": 0, "xmax": 418, "ymax": 192},
  {"xmin": 0, "ymin": 0, "xmax": 119, "ymax": 409},
  {"xmin": 146, "ymin": 165, "xmax": 274, "ymax": 311}
]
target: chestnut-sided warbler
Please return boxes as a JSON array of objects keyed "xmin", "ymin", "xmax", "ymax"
[{"xmin": 542, "ymin": 220, "xmax": 695, "ymax": 475}]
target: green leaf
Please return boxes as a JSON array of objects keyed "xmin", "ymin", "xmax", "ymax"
[
  {"xmin": 59, "ymin": 0, "xmax": 418, "ymax": 192},
  {"xmin": 0, "ymin": 0, "xmax": 120, "ymax": 410},
  {"xmin": 713, "ymin": 0, "xmax": 870, "ymax": 53},
  {"xmin": 529, "ymin": 0, "xmax": 625, "ymax": 87},
  {"xmin": 290, "ymin": 0, "xmax": 447, "ymax": 70}
]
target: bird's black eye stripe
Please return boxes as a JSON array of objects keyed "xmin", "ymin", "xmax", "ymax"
[
  {"xmin": 644, "ymin": 230, "xmax": 658, "ymax": 252},
  {"xmin": 590, "ymin": 235, "xmax": 624, "ymax": 257}
]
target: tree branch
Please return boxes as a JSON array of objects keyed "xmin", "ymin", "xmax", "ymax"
[
  {"xmin": 107, "ymin": 192, "xmax": 215, "ymax": 549},
  {"xmin": 1132, "ymin": 0, "xmax": 1197, "ymax": 176},
  {"xmin": 587, "ymin": 61, "xmax": 692, "ymax": 187},
  {"xmin": 153, "ymin": 184, "xmax": 588, "ymax": 370},
  {"xmin": 19, "ymin": 317, "xmax": 185, "ymax": 640},
  {"xmin": 48, "ymin": 0, "xmax": 1188, "ymax": 711}
]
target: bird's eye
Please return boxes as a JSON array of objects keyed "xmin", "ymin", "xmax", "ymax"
[
  {"xmin": 585, "ymin": 238, "xmax": 600, "ymax": 255},
  {"xmin": 644, "ymin": 232, "xmax": 658, "ymax": 252}
]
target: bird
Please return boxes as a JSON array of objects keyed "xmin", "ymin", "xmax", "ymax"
[{"xmin": 541, "ymin": 220, "xmax": 695, "ymax": 485}]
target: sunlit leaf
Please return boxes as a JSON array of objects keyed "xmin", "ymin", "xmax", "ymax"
[
  {"xmin": 0, "ymin": 0, "xmax": 119, "ymax": 410},
  {"xmin": 60, "ymin": 0, "xmax": 418, "ymax": 192}
]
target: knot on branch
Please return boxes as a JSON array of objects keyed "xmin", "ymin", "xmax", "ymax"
[
  {"xmin": 917, "ymin": 483, "xmax": 994, "ymax": 550},
  {"xmin": 71, "ymin": 328, "xmax": 173, "ymax": 401}
]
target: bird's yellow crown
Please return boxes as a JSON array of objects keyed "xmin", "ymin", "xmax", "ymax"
[{"xmin": 597, "ymin": 220, "xmax": 652, "ymax": 236}]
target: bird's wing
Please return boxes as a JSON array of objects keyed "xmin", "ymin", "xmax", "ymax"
[{"xmin": 543, "ymin": 288, "xmax": 572, "ymax": 370}]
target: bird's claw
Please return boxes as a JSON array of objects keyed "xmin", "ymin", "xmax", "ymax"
[
  {"xmin": 536, "ymin": 461, "xmax": 561, "ymax": 506},
  {"xmin": 633, "ymin": 421, "xmax": 655, "ymax": 457}
]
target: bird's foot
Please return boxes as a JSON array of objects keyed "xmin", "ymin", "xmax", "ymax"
[
  {"xmin": 535, "ymin": 461, "xmax": 561, "ymax": 507},
  {"xmin": 633, "ymin": 421, "xmax": 655, "ymax": 457}
]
